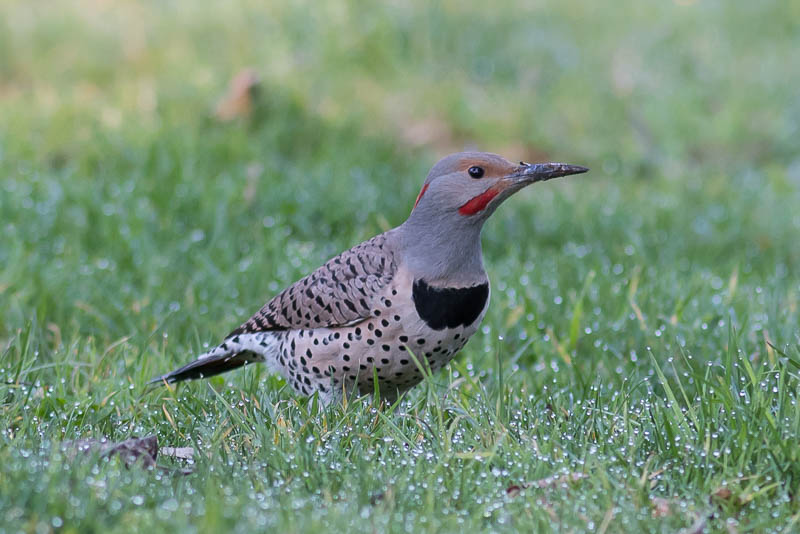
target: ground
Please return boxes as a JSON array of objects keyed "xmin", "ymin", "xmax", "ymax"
[{"xmin": 1, "ymin": 1, "xmax": 799, "ymax": 532}]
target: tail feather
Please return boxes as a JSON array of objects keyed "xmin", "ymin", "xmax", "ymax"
[
  {"xmin": 149, "ymin": 332, "xmax": 278, "ymax": 385},
  {"xmin": 148, "ymin": 352, "xmax": 257, "ymax": 384}
]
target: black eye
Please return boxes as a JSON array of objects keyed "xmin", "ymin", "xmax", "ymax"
[{"xmin": 468, "ymin": 166, "xmax": 484, "ymax": 178}]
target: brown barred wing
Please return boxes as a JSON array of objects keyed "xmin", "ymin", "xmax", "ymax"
[{"xmin": 226, "ymin": 233, "xmax": 397, "ymax": 336}]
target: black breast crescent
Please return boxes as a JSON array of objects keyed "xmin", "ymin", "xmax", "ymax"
[{"xmin": 412, "ymin": 279, "xmax": 489, "ymax": 331}]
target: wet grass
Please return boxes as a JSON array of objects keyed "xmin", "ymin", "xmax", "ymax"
[{"xmin": 2, "ymin": 0, "xmax": 800, "ymax": 532}]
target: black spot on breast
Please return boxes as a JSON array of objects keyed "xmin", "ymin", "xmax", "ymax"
[{"xmin": 412, "ymin": 279, "xmax": 489, "ymax": 330}]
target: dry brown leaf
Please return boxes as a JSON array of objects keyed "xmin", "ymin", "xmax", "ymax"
[
  {"xmin": 215, "ymin": 68, "xmax": 260, "ymax": 121},
  {"xmin": 712, "ymin": 487, "xmax": 733, "ymax": 500},
  {"xmin": 506, "ymin": 484, "xmax": 523, "ymax": 497},
  {"xmin": 651, "ymin": 497, "xmax": 672, "ymax": 518},
  {"xmin": 159, "ymin": 446, "xmax": 195, "ymax": 460},
  {"xmin": 506, "ymin": 472, "xmax": 588, "ymax": 497},
  {"xmin": 62, "ymin": 435, "xmax": 158, "ymax": 468}
]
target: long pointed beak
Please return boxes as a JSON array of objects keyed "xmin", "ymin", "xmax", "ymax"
[{"xmin": 509, "ymin": 162, "xmax": 589, "ymax": 184}]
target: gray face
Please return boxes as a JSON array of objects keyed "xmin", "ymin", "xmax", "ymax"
[
  {"xmin": 398, "ymin": 151, "xmax": 588, "ymax": 283},
  {"xmin": 412, "ymin": 151, "xmax": 588, "ymax": 225}
]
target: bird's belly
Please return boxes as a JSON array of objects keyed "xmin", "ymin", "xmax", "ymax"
[
  {"xmin": 344, "ymin": 279, "xmax": 490, "ymax": 395},
  {"xmin": 278, "ymin": 277, "xmax": 490, "ymax": 399}
]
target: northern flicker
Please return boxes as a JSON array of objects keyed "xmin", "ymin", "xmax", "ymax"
[{"xmin": 150, "ymin": 152, "xmax": 588, "ymax": 403}]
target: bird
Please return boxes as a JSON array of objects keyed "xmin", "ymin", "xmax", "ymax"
[{"xmin": 150, "ymin": 152, "xmax": 588, "ymax": 403}]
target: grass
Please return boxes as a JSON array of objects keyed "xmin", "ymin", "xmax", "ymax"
[{"xmin": 1, "ymin": 0, "xmax": 800, "ymax": 532}]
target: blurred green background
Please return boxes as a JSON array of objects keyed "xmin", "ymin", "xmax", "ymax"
[
  {"xmin": 1, "ymin": 0, "xmax": 799, "ymax": 532},
  {"xmin": 2, "ymin": 0, "xmax": 798, "ymax": 343}
]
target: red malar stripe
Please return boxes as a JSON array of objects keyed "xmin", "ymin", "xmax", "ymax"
[
  {"xmin": 413, "ymin": 183, "xmax": 429, "ymax": 209},
  {"xmin": 458, "ymin": 187, "xmax": 500, "ymax": 215}
]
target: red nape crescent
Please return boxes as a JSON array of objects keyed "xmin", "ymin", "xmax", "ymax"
[
  {"xmin": 458, "ymin": 186, "xmax": 501, "ymax": 215},
  {"xmin": 413, "ymin": 183, "xmax": 429, "ymax": 209}
]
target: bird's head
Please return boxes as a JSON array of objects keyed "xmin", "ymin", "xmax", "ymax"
[{"xmin": 410, "ymin": 151, "xmax": 588, "ymax": 224}]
